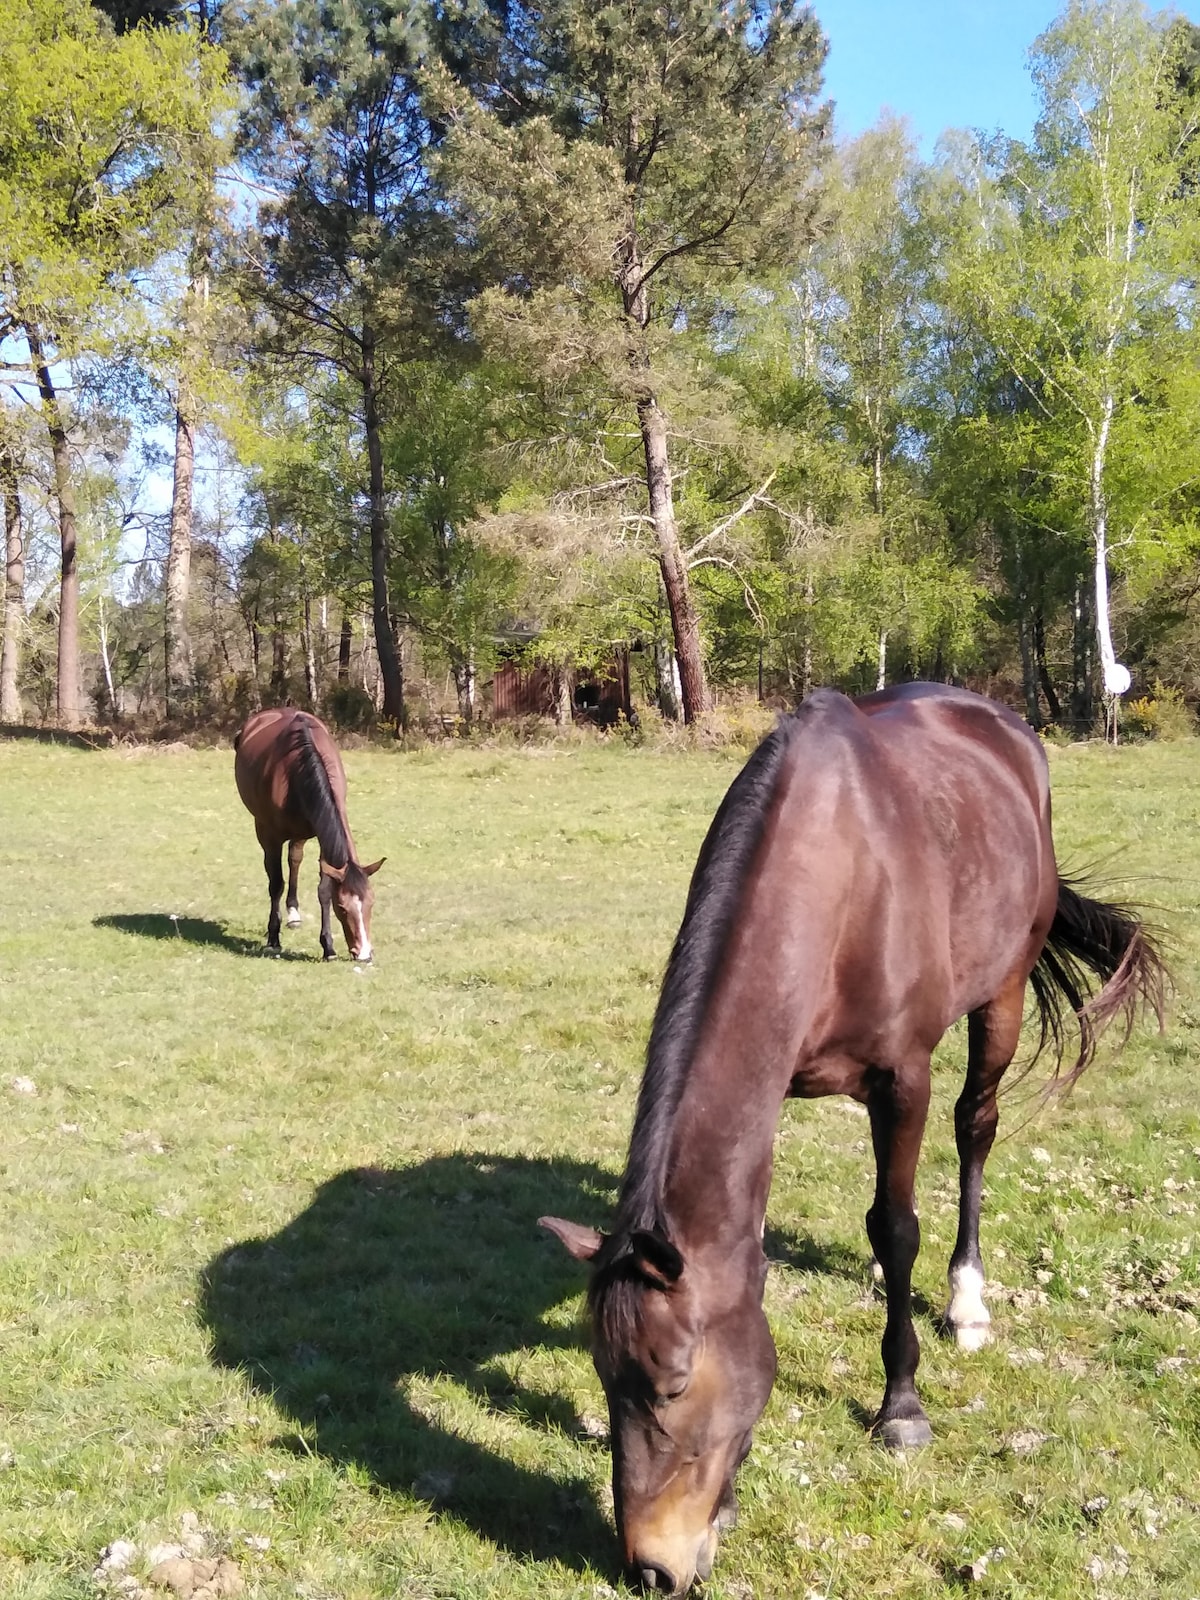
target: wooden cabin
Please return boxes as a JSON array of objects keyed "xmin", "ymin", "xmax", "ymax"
[{"xmin": 488, "ymin": 646, "xmax": 634, "ymax": 727}]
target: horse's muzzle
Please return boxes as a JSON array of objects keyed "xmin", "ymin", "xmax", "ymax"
[{"xmin": 626, "ymin": 1523, "xmax": 717, "ymax": 1595}]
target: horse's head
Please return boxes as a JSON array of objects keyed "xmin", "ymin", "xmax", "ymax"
[
  {"xmin": 541, "ymin": 1216, "xmax": 776, "ymax": 1595},
  {"xmin": 321, "ymin": 857, "xmax": 384, "ymax": 961}
]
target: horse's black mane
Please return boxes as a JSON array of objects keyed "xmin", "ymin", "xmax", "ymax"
[
  {"xmin": 590, "ymin": 705, "xmax": 808, "ymax": 1334},
  {"xmin": 286, "ymin": 715, "xmax": 366, "ymax": 890}
]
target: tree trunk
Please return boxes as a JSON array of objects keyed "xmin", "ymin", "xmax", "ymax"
[
  {"xmin": 362, "ymin": 329, "xmax": 404, "ymax": 727},
  {"xmin": 801, "ymin": 569, "xmax": 815, "ymax": 699},
  {"xmin": 248, "ymin": 608, "xmax": 261, "ymax": 682},
  {"xmin": 1033, "ymin": 610, "xmax": 1062, "ymax": 723},
  {"xmin": 637, "ymin": 397, "xmax": 709, "ymax": 723},
  {"xmin": 1071, "ymin": 578, "xmax": 1094, "ymax": 733},
  {"xmin": 338, "ymin": 608, "xmax": 352, "ymax": 684},
  {"xmin": 302, "ymin": 586, "xmax": 317, "ymax": 710},
  {"xmin": 164, "ymin": 388, "xmax": 196, "ymax": 720},
  {"xmin": 271, "ymin": 614, "xmax": 288, "ymax": 701},
  {"xmin": 1017, "ymin": 607, "xmax": 1041, "ymax": 729},
  {"xmin": 97, "ymin": 592, "xmax": 117, "ymax": 722},
  {"xmin": 25, "ymin": 323, "xmax": 81, "ymax": 729},
  {"xmin": 1, "ymin": 433, "xmax": 24, "ymax": 722},
  {"xmin": 1089, "ymin": 394, "xmax": 1126, "ymax": 706},
  {"xmin": 620, "ymin": 232, "xmax": 709, "ymax": 724},
  {"xmin": 550, "ymin": 662, "xmax": 573, "ymax": 725},
  {"xmin": 872, "ymin": 444, "xmax": 887, "ymax": 693},
  {"xmin": 452, "ymin": 655, "xmax": 476, "ymax": 724},
  {"xmin": 653, "ymin": 635, "xmax": 681, "ymax": 721}
]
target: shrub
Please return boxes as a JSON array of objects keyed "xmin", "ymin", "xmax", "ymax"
[
  {"xmin": 1124, "ymin": 681, "xmax": 1194, "ymax": 741},
  {"xmin": 326, "ymin": 683, "xmax": 378, "ymax": 734}
]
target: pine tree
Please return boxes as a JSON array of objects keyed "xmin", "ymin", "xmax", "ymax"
[
  {"xmin": 225, "ymin": 0, "xmax": 457, "ymax": 728},
  {"xmin": 440, "ymin": 0, "xmax": 828, "ymax": 721}
]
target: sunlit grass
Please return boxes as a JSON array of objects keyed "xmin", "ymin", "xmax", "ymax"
[{"xmin": 0, "ymin": 732, "xmax": 1198, "ymax": 1599}]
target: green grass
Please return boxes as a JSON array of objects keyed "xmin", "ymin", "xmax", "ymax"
[{"xmin": 1, "ymin": 733, "xmax": 1199, "ymax": 1600}]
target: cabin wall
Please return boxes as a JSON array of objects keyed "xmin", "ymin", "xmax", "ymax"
[{"xmin": 489, "ymin": 650, "xmax": 632, "ymax": 725}]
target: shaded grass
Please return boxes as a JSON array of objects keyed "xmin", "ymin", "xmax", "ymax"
[{"xmin": 0, "ymin": 735, "xmax": 1198, "ymax": 1598}]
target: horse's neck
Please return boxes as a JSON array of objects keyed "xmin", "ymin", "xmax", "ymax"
[
  {"xmin": 637, "ymin": 749, "xmax": 853, "ymax": 1259},
  {"xmin": 658, "ymin": 903, "xmax": 838, "ymax": 1259},
  {"xmin": 312, "ymin": 787, "xmax": 355, "ymax": 869},
  {"xmin": 659, "ymin": 1057, "xmax": 788, "ymax": 1259}
]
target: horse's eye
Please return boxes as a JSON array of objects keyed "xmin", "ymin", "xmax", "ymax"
[{"xmin": 657, "ymin": 1381, "xmax": 688, "ymax": 1404}]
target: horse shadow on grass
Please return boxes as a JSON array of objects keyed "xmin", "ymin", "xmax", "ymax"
[
  {"xmin": 94, "ymin": 913, "xmax": 314, "ymax": 960},
  {"xmin": 198, "ymin": 1154, "xmax": 622, "ymax": 1574}
]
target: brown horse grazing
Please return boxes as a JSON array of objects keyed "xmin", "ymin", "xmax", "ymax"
[
  {"xmin": 541, "ymin": 683, "xmax": 1167, "ymax": 1596},
  {"xmin": 233, "ymin": 708, "xmax": 383, "ymax": 961}
]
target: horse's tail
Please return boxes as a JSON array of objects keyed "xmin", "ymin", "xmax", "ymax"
[{"xmin": 1028, "ymin": 878, "xmax": 1170, "ymax": 1089}]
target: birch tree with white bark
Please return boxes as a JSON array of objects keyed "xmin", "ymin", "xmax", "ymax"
[{"xmin": 953, "ymin": 0, "xmax": 1200, "ymax": 728}]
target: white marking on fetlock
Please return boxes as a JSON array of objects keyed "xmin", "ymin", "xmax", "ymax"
[
  {"xmin": 955, "ymin": 1322, "xmax": 992, "ymax": 1353},
  {"xmin": 287, "ymin": 908, "xmax": 303, "ymax": 926},
  {"xmin": 947, "ymin": 1264, "xmax": 992, "ymax": 1351},
  {"xmin": 871, "ymin": 1258, "xmax": 884, "ymax": 1283}
]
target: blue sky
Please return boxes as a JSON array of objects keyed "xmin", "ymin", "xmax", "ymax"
[{"xmin": 816, "ymin": 0, "xmax": 1200, "ymax": 150}]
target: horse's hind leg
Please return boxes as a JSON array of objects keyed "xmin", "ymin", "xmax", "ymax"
[
  {"xmin": 946, "ymin": 972, "xmax": 1026, "ymax": 1352},
  {"xmin": 263, "ymin": 842, "xmax": 285, "ymax": 952},
  {"xmin": 286, "ymin": 840, "xmax": 305, "ymax": 926},
  {"xmin": 865, "ymin": 1059, "xmax": 932, "ymax": 1449}
]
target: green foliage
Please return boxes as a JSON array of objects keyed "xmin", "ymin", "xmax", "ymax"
[
  {"xmin": 386, "ymin": 362, "xmax": 520, "ymax": 689},
  {"xmin": 435, "ymin": 0, "xmax": 830, "ymax": 706},
  {"xmin": 238, "ymin": 386, "xmax": 366, "ymax": 606},
  {"xmin": 0, "ymin": 0, "xmax": 229, "ymax": 342},
  {"xmin": 224, "ymin": 0, "xmax": 447, "ymax": 368},
  {"xmin": 940, "ymin": 0, "xmax": 1200, "ymax": 721},
  {"xmin": 439, "ymin": 0, "xmax": 829, "ymax": 301},
  {"xmin": 10, "ymin": 0, "xmax": 1200, "ymax": 729}
]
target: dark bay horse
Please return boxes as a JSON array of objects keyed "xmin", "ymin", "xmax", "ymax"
[
  {"xmin": 541, "ymin": 683, "xmax": 1167, "ymax": 1595},
  {"xmin": 234, "ymin": 708, "xmax": 383, "ymax": 961}
]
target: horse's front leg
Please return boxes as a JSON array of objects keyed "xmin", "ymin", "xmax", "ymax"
[
  {"xmin": 317, "ymin": 867, "xmax": 337, "ymax": 961},
  {"xmin": 263, "ymin": 843, "xmax": 285, "ymax": 952},
  {"xmin": 865, "ymin": 1060, "xmax": 932, "ymax": 1449},
  {"xmin": 947, "ymin": 973, "xmax": 1025, "ymax": 1352},
  {"xmin": 286, "ymin": 839, "xmax": 305, "ymax": 927}
]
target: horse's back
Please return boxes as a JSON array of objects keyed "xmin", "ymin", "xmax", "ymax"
[
  {"xmin": 792, "ymin": 683, "xmax": 1050, "ymax": 840},
  {"xmin": 234, "ymin": 709, "xmax": 346, "ymax": 840},
  {"xmin": 772, "ymin": 686, "xmax": 1058, "ymax": 1041}
]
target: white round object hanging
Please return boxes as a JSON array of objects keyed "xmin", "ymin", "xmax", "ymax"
[{"xmin": 1104, "ymin": 661, "xmax": 1131, "ymax": 696}]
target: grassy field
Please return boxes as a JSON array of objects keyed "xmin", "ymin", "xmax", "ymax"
[{"xmin": 1, "ymin": 729, "xmax": 1199, "ymax": 1600}]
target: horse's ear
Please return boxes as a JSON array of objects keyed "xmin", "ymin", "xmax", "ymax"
[
  {"xmin": 539, "ymin": 1216, "xmax": 604, "ymax": 1261},
  {"xmin": 321, "ymin": 862, "xmax": 347, "ymax": 883},
  {"xmin": 630, "ymin": 1228, "xmax": 684, "ymax": 1288},
  {"xmin": 362, "ymin": 857, "xmax": 386, "ymax": 876}
]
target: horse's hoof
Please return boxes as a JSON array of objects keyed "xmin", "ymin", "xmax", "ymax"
[
  {"xmin": 264, "ymin": 945, "xmax": 282, "ymax": 958},
  {"xmin": 286, "ymin": 910, "xmax": 303, "ymax": 927},
  {"xmin": 322, "ymin": 950, "xmax": 337, "ymax": 962},
  {"xmin": 876, "ymin": 1416, "xmax": 933, "ymax": 1451}
]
